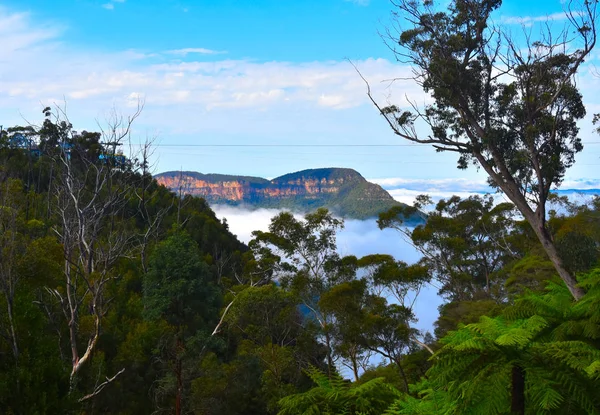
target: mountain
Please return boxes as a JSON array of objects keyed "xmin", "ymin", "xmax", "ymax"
[{"xmin": 155, "ymin": 167, "xmax": 423, "ymax": 222}]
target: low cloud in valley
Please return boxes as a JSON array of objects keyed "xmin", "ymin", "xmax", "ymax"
[{"xmin": 212, "ymin": 205, "xmax": 443, "ymax": 333}]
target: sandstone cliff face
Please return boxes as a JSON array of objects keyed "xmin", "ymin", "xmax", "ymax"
[
  {"xmin": 154, "ymin": 168, "xmax": 408, "ymax": 220},
  {"xmin": 156, "ymin": 176, "xmax": 253, "ymax": 201}
]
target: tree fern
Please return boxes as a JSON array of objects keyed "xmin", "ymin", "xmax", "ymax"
[
  {"xmin": 277, "ymin": 367, "xmax": 401, "ymax": 415},
  {"xmin": 387, "ymin": 268, "xmax": 600, "ymax": 414},
  {"xmin": 384, "ymin": 380, "xmax": 456, "ymax": 415}
]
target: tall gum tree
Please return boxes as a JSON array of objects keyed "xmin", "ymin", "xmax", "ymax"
[
  {"xmin": 364, "ymin": 0, "xmax": 597, "ymax": 300},
  {"xmin": 250, "ymin": 208, "xmax": 348, "ymax": 379}
]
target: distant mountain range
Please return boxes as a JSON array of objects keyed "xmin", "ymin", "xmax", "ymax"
[{"xmin": 155, "ymin": 167, "xmax": 424, "ymax": 222}]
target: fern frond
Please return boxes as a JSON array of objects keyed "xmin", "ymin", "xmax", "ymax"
[{"xmin": 586, "ymin": 360, "xmax": 600, "ymax": 380}]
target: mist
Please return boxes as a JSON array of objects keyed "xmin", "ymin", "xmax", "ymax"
[{"xmin": 212, "ymin": 205, "xmax": 443, "ymax": 333}]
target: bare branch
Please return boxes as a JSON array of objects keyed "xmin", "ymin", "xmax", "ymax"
[{"xmin": 78, "ymin": 368, "xmax": 125, "ymax": 402}]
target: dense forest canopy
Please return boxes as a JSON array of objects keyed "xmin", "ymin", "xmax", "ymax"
[{"xmin": 1, "ymin": 0, "xmax": 600, "ymax": 414}]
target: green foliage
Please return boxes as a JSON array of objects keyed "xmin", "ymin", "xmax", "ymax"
[
  {"xmin": 402, "ymin": 268, "xmax": 600, "ymax": 415},
  {"xmin": 380, "ymin": 195, "xmax": 517, "ymax": 302},
  {"xmin": 227, "ymin": 284, "xmax": 301, "ymax": 346},
  {"xmin": 278, "ymin": 367, "xmax": 402, "ymax": 415},
  {"xmin": 251, "ymin": 208, "xmax": 349, "ymax": 376},
  {"xmin": 0, "ymin": 116, "xmax": 249, "ymax": 413},
  {"xmin": 435, "ymin": 298, "xmax": 503, "ymax": 339},
  {"xmin": 388, "ymin": 0, "xmax": 591, "ymax": 194},
  {"xmin": 379, "ymin": 0, "xmax": 597, "ymax": 300},
  {"xmin": 384, "ymin": 380, "xmax": 456, "ymax": 415},
  {"xmin": 143, "ymin": 229, "xmax": 219, "ymax": 327},
  {"xmin": 191, "ymin": 352, "xmax": 266, "ymax": 415},
  {"xmin": 143, "ymin": 230, "xmax": 223, "ymax": 412}
]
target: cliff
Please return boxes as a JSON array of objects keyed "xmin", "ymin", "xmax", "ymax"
[{"xmin": 155, "ymin": 168, "xmax": 423, "ymax": 221}]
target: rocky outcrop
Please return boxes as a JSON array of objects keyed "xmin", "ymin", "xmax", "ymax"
[{"xmin": 154, "ymin": 168, "xmax": 419, "ymax": 221}]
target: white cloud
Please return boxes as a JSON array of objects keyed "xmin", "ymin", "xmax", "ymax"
[
  {"xmin": 371, "ymin": 177, "xmax": 492, "ymax": 192},
  {"xmin": 0, "ymin": 9, "xmax": 427, "ymax": 141},
  {"xmin": 1, "ymin": 6, "xmax": 597, "ymax": 180},
  {"xmin": 500, "ymin": 11, "xmax": 580, "ymax": 26},
  {"xmin": 0, "ymin": 8, "xmax": 421, "ymax": 117},
  {"xmin": 69, "ymin": 87, "xmax": 113, "ymax": 99},
  {"xmin": 102, "ymin": 0, "xmax": 125, "ymax": 10},
  {"xmin": 318, "ymin": 94, "xmax": 350, "ymax": 109},
  {"xmin": 559, "ymin": 178, "xmax": 600, "ymax": 190},
  {"xmin": 370, "ymin": 177, "xmax": 600, "ymax": 206},
  {"xmin": 344, "ymin": 0, "xmax": 370, "ymax": 6},
  {"xmin": 166, "ymin": 47, "xmax": 228, "ymax": 56},
  {"xmin": 372, "ymin": 177, "xmax": 600, "ymax": 194},
  {"xmin": 370, "ymin": 177, "xmax": 496, "ymax": 205},
  {"xmin": 0, "ymin": 10, "xmax": 61, "ymax": 53}
]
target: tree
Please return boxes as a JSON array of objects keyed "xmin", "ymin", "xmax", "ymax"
[
  {"xmin": 0, "ymin": 112, "xmax": 257, "ymax": 412},
  {"xmin": 359, "ymin": 299, "xmax": 417, "ymax": 392},
  {"xmin": 277, "ymin": 367, "xmax": 401, "ymax": 415},
  {"xmin": 250, "ymin": 208, "xmax": 349, "ymax": 378},
  {"xmin": 366, "ymin": 0, "xmax": 598, "ymax": 300},
  {"xmin": 0, "ymin": 179, "xmax": 26, "ymax": 362},
  {"xmin": 319, "ymin": 278, "xmax": 373, "ymax": 381},
  {"xmin": 380, "ymin": 195, "xmax": 516, "ymax": 301},
  {"xmin": 40, "ymin": 103, "xmax": 144, "ymax": 399},
  {"xmin": 143, "ymin": 230, "xmax": 220, "ymax": 415},
  {"xmin": 225, "ymin": 284, "xmax": 309, "ymax": 413},
  {"xmin": 387, "ymin": 267, "xmax": 600, "ymax": 415}
]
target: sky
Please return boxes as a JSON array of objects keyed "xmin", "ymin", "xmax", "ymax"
[{"xmin": 2, "ymin": 0, "xmax": 600, "ymax": 189}]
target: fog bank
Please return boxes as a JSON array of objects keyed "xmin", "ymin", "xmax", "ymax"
[{"xmin": 212, "ymin": 205, "xmax": 442, "ymax": 333}]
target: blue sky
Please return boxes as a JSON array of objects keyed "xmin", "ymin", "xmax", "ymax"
[{"xmin": 1, "ymin": 0, "xmax": 600, "ymax": 187}]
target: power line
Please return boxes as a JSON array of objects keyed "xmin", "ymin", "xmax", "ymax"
[
  {"xmin": 133, "ymin": 141, "xmax": 600, "ymax": 147},
  {"xmin": 144, "ymin": 144, "xmax": 426, "ymax": 147},
  {"xmin": 143, "ymin": 140, "xmax": 600, "ymax": 147}
]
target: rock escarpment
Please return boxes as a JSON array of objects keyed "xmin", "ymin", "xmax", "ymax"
[{"xmin": 155, "ymin": 168, "xmax": 421, "ymax": 221}]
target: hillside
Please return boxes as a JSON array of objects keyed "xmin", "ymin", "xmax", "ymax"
[{"xmin": 155, "ymin": 168, "xmax": 424, "ymax": 222}]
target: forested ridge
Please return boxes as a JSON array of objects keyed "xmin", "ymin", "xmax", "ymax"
[{"xmin": 2, "ymin": 0, "xmax": 600, "ymax": 413}]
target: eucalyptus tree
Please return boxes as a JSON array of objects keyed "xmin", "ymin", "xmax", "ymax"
[
  {"xmin": 379, "ymin": 195, "xmax": 517, "ymax": 301},
  {"xmin": 368, "ymin": 0, "xmax": 598, "ymax": 300},
  {"xmin": 319, "ymin": 278, "xmax": 373, "ymax": 381},
  {"xmin": 250, "ymin": 208, "xmax": 350, "ymax": 378}
]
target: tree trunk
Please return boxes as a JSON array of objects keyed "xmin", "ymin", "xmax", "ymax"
[
  {"xmin": 471, "ymin": 151, "xmax": 585, "ymax": 301},
  {"xmin": 351, "ymin": 354, "xmax": 359, "ymax": 382},
  {"xmin": 394, "ymin": 357, "xmax": 410, "ymax": 393},
  {"xmin": 175, "ymin": 336, "xmax": 183, "ymax": 415},
  {"xmin": 325, "ymin": 331, "xmax": 334, "ymax": 380},
  {"xmin": 511, "ymin": 365, "xmax": 525, "ymax": 415},
  {"xmin": 6, "ymin": 296, "xmax": 19, "ymax": 361},
  {"xmin": 532, "ymin": 223, "xmax": 585, "ymax": 300}
]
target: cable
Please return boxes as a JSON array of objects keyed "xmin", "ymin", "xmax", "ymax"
[{"xmin": 132, "ymin": 142, "xmax": 600, "ymax": 147}]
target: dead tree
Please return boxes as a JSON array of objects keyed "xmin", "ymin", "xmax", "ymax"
[
  {"xmin": 130, "ymin": 136, "xmax": 172, "ymax": 273},
  {"xmin": 44, "ymin": 102, "xmax": 144, "ymax": 398}
]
